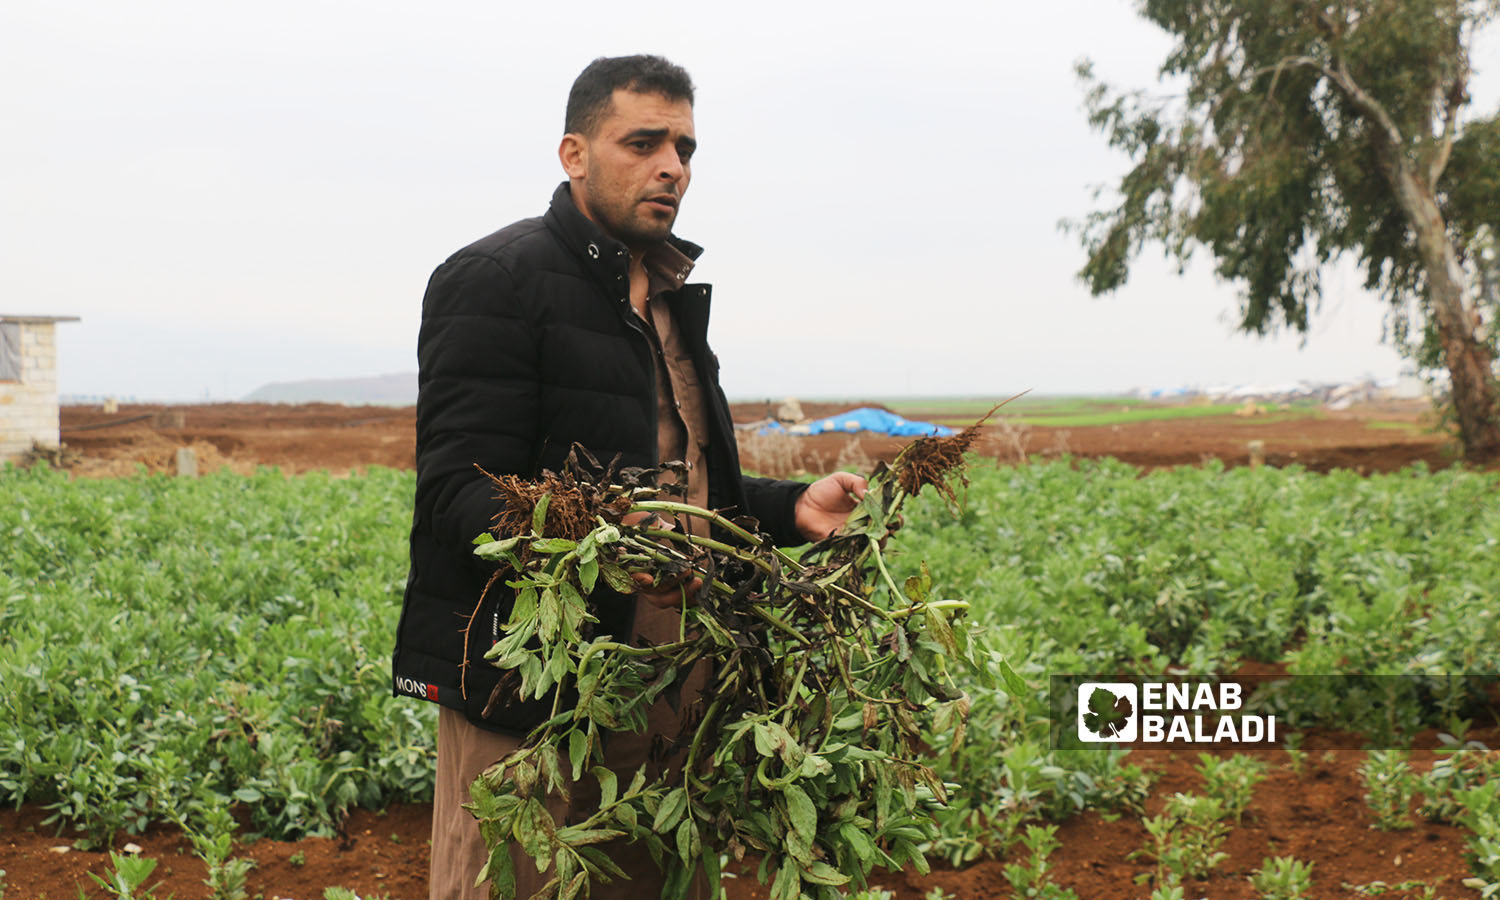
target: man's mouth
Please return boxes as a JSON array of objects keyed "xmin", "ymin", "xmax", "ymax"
[{"xmin": 643, "ymin": 195, "xmax": 678, "ymax": 213}]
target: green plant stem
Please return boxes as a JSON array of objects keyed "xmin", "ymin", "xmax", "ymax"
[
  {"xmin": 631, "ymin": 498, "xmax": 832, "ymax": 574},
  {"xmin": 684, "ymin": 698, "xmax": 726, "ymax": 790},
  {"xmin": 867, "ymin": 534, "xmax": 912, "ymax": 606},
  {"xmin": 889, "ymin": 599, "xmax": 969, "ymax": 621},
  {"xmin": 632, "ymin": 527, "xmax": 895, "ymax": 622},
  {"xmin": 575, "ymin": 638, "xmax": 692, "ymax": 676},
  {"xmin": 630, "ymin": 500, "xmax": 764, "ymax": 546}
]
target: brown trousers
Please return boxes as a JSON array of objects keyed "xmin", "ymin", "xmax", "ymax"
[{"xmin": 429, "ymin": 605, "xmax": 708, "ymax": 900}]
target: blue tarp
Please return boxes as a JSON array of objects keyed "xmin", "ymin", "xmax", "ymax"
[{"xmin": 761, "ymin": 407, "xmax": 953, "ymax": 437}]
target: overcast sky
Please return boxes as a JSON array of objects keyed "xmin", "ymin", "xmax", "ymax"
[{"xmin": 3, "ymin": 2, "xmax": 1497, "ymax": 401}]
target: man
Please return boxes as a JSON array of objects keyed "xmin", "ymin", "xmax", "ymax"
[{"xmin": 392, "ymin": 55, "xmax": 866, "ymax": 899}]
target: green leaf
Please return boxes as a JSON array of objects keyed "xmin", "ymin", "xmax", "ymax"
[
  {"xmin": 674, "ymin": 818, "xmax": 695, "ymax": 864},
  {"xmin": 576, "ymin": 530, "xmax": 598, "ymax": 563},
  {"xmin": 508, "ymin": 588, "xmax": 538, "ymax": 627},
  {"xmin": 924, "ymin": 604, "xmax": 957, "ymax": 655},
  {"xmin": 904, "ymin": 562, "xmax": 932, "ymax": 603},
  {"xmin": 770, "ymin": 861, "xmax": 799, "ymax": 900},
  {"xmin": 536, "ymin": 743, "xmax": 563, "ymax": 795},
  {"xmin": 580, "ymin": 557, "xmax": 599, "ymax": 593},
  {"xmin": 997, "ymin": 655, "xmax": 1027, "ymax": 699},
  {"xmin": 798, "ymin": 754, "xmax": 832, "ymax": 779},
  {"xmin": 754, "ymin": 721, "xmax": 798, "ymax": 763},
  {"xmin": 753, "ymin": 721, "xmax": 780, "ymax": 758},
  {"xmin": 839, "ymin": 822, "xmax": 876, "ymax": 866},
  {"xmin": 600, "ymin": 562, "xmax": 637, "ymax": 594},
  {"xmin": 538, "ymin": 590, "xmax": 560, "ymax": 642},
  {"xmin": 702, "ymin": 846, "xmax": 721, "ymax": 895},
  {"xmin": 557, "ymin": 827, "xmax": 624, "ymax": 847},
  {"xmin": 531, "ymin": 493, "xmax": 551, "ymax": 535},
  {"xmin": 558, "ymin": 581, "xmax": 586, "ymax": 639},
  {"xmin": 804, "ymin": 861, "xmax": 851, "ymax": 886},
  {"xmin": 515, "ymin": 798, "xmax": 551, "ymax": 867},
  {"xmin": 594, "ymin": 766, "xmax": 618, "ymax": 810},
  {"xmin": 579, "ymin": 845, "xmax": 630, "ymax": 881},
  {"xmin": 474, "ymin": 534, "xmax": 523, "ymax": 560},
  {"xmin": 567, "ymin": 730, "xmax": 587, "ymax": 781},
  {"xmin": 783, "ymin": 783, "xmax": 817, "ymax": 846},
  {"xmin": 626, "ymin": 765, "xmax": 648, "ymax": 797},
  {"xmin": 531, "ymin": 538, "xmax": 578, "ymax": 554},
  {"xmin": 895, "ymin": 837, "xmax": 929, "ymax": 875},
  {"xmin": 477, "ymin": 843, "xmax": 515, "ymax": 897},
  {"xmin": 783, "ymin": 824, "xmax": 814, "ymax": 866},
  {"xmin": 652, "ymin": 786, "xmax": 687, "ymax": 833}
]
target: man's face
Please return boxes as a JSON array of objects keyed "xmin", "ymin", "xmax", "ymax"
[{"xmin": 561, "ymin": 88, "xmax": 696, "ymax": 249}]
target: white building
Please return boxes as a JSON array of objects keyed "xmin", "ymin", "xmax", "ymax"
[{"xmin": 1, "ymin": 314, "xmax": 79, "ymax": 463}]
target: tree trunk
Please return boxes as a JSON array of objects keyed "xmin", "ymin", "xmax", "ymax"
[{"xmin": 1384, "ymin": 157, "xmax": 1500, "ymax": 464}]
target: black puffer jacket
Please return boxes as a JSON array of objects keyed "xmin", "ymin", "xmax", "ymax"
[{"xmin": 392, "ymin": 183, "xmax": 808, "ymax": 734}]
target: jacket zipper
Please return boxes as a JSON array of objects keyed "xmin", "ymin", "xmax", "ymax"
[{"xmin": 619, "ymin": 299, "xmax": 660, "ymax": 466}]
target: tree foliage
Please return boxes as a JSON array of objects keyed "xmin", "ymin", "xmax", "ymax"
[{"xmin": 1071, "ymin": 0, "xmax": 1500, "ymax": 456}]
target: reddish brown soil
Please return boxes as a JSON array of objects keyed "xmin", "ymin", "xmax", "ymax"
[
  {"xmin": 45, "ymin": 398, "xmax": 1462, "ymax": 479},
  {"xmin": 51, "ymin": 403, "xmax": 418, "ymax": 477},
  {"xmin": 0, "ymin": 804, "xmax": 431, "ymax": 900},
  {"xmin": 4, "ymin": 730, "xmax": 1491, "ymax": 899},
  {"xmin": 731, "ymin": 399, "xmax": 1462, "ymax": 478},
  {"xmin": 866, "ymin": 729, "xmax": 1499, "ymax": 900}
]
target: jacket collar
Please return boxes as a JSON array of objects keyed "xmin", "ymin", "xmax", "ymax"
[{"xmin": 543, "ymin": 182, "xmax": 704, "ymax": 272}]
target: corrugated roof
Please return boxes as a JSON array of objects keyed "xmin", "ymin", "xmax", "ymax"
[{"xmin": 0, "ymin": 314, "xmax": 81, "ymax": 323}]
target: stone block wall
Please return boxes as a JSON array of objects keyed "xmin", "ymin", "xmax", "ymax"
[{"xmin": 0, "ymin": 322, "xmax": 62, "ymax": 463}]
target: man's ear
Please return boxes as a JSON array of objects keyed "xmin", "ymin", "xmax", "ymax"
[{"xmin": 559, "ymin": 133, "xmax": 588, "ymax": 179}]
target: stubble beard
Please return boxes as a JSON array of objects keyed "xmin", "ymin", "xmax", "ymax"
[
  {"xmin": 597, "ymin": 196, "xmax": 675, "ymax": 249},
  {"xmin": 583, "ymin": 175, "xmax": 677, "ymax": 250}
]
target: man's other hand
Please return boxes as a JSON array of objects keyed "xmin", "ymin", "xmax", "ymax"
[
  {"xmin": 794, "ymin": 471, "xmax": 868, "ymax": 542},
  {"xmin": 621, "ymin": 510, "xmax": 703, "ymax": 608}
]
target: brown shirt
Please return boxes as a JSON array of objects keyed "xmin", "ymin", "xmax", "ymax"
[
  {"xmin": 639, "ymin": 242, "xmax": 711, "ymax": 536},
  {"xmin": 630, "ymin": 245, "xmax": 714, "ymax": 792}
]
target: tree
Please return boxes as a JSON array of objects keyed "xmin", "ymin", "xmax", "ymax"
[{"xmin": 1072, "ymin": 0, "xmax": 1500, "ymax": 463}]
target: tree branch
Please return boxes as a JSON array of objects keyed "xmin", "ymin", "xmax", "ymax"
[
  {"xmin": 1326, "ymin": 56, "xmax": 1406, "ymax": 152},
  {"xmin": 1426, "ymin": 12, "xmax": 1479, "ymax": 190},
  {"xmin": 1251, "ymin": 55, "xmax": 1330, "ymax": 100},
  {"xmin": 1266, "ymin": 5, "xmax": 1407, "ymax": 157},
  {"xmin": 1428, "ymin": 73, "xmax": 1464, "ymax": 188}
]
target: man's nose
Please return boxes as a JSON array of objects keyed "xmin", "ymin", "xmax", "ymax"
[{"xmin": 655, "ymin": 147, "xmax": 685, "ymax": 182}]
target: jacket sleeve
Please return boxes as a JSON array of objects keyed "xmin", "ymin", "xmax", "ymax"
[
  {"xmin": 414, "ymin": 254, "xmax": 539, "ymax": 556},
  {"xmin": 740, "ymin": 475, "xmax": 809, "ymax": 548}
]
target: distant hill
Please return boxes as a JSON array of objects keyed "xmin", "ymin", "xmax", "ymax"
[{"xmin": 244, "ymin": 372, "xmax": 417, "ymax": 406}]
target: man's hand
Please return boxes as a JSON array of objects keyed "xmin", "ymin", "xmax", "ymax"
[
  {"xmin": 794, "ymin": 471, "xmax": 868, "ymax": 542},
  {"xmin": 621, "ymin": 510, "xmax": 703, "ymax": 609},
  {"xmin": 631, "ymin": 571, "xmax": 704, "ymax": 610}
]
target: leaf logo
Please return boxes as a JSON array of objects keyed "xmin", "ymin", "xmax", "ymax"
[
  {"xmin": 1076, "ymin": 682, "xmax": 1138, "ymax": 742},
  {"xmin": 1083, "ymin": 687, "xmax": 1132, "ymax": 736}
]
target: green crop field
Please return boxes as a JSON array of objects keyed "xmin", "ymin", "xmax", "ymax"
[
  {"xmin": 3, "ymin": 458, "xmax": 1499, "ymax": 896},
  {"xmin": 0, "ymin": 466, "xmax": 433, "ymax": 845},
  {"xmin": 879, "ymin": 395, "xmax": 1317, "ymax": 428}
]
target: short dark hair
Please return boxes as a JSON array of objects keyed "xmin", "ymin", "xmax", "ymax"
[{"xmin": 565, "ymin": 55, "xmax": 695, "ymax": 136}]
